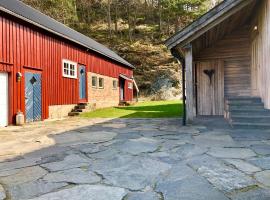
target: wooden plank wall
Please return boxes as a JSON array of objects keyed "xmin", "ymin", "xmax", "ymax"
[
  {"xmin": 196, "ymin": 60, "xmax": 224, "ymax": 115},
  {"xmin": 224, "ymin": 59, "xmax": 251, "ymax": 97},
  {"xmin": 251, "ymin": 0, "xmax": 270, "ymax": 109},
  {"xmin": 0, "ymin": 13, "xmax": 133, "ymax": 123},
  {"xmin": 194, "ymin": 27, "xmax": 251, "ymax": 98}
]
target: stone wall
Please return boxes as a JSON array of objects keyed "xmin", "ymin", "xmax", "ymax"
[
  {"xmin": 48, "ymin": 104, "xmax": 76, "ymax": 119},
  {"xmin": 88, "ymin": 72, "xmax": 120, "ymax": 108}
]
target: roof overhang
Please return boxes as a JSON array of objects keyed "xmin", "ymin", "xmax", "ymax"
[
  {"xmin": 165, "ymin": 0, "xmax": 255, "ymax": 50},
  {"xmin": 119, "ymin": 74, "xmax": 133, "ymax": 81}
]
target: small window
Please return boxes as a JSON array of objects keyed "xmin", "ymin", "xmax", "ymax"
[
  {"xmin": 62, "ymin": 59, "xmax": 77, "ymax": 79},
  {"xmin": 92, "ymin": 76, "xmax": 97, "ymax": 88},
  {"xmin": 128, "ymin": 82, "xmax": 133, "ymax": 89},
  {"xmin": 99, "ymin": 77, "xmax": 104, "ymax": 89},
  {"xmin": 113, "ymin": 80, "xmax": 118, "ymax": 89}
]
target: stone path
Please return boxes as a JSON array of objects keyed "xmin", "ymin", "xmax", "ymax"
[{"xmin": 0, "ymin": 117, "xmax": 270, "ymax": 199}]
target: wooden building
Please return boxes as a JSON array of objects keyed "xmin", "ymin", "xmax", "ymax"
[
  {"xmin": 0, "ymin": 0, "xmax": 136, "ymax": 126},
  {"xmin": 166, "ymin": 0, "xmax": 270, "ymax": 128}
]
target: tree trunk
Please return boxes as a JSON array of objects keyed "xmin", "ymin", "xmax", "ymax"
[
  {"xmin": 127, "ymin": 0, "xmax": 132, "ymax": 41},
  {"xmin": 107, "ymin": 0, "xmax": 112, "ymax": 39},
  {"xmin": 114, "ymin": 0, "xmax": 118, "ymax": 33}
]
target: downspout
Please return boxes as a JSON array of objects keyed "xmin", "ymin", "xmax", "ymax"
[{"xmin": 171, "ymin": 48, "xmax": 186, "ymax": 126}]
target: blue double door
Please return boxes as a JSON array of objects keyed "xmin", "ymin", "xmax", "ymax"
[
  {"xmin": 79, "ymin": 65, "xmax": 86, "ymax": 100},
  {"xmin": 25, "ymin": 72, "xmax": 42, "ymax": 122}
]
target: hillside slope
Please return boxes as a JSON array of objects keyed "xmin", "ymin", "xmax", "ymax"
[{"xmin": 21, "ymin": 0, "xmax": 221, "ymax": 99}]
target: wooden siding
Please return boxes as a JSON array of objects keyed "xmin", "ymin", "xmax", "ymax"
[
  {"xmin": 194, "ymin": 27, "xmax": 251, "ymax": 98},
  {"xmin": 0, "ymin": 13, "xmax": 133, "ymax": 124},
  {"xmin": 224, "ymin": 59, "xmax": 251, "ymax": 97},
  {"xmin": 251, "ymin": 0, "xmax": 270, "ymax": 108},
  {"xmin": 196, "ymin": 60, "xmax": 224, "ymax": 115}
]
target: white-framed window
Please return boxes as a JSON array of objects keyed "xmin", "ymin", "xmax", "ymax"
[
  {"xmin": 92, "ymin": 76, "xmax": 97, "ymax": 88},
  {"xmin": 99, "ymin": 77, "xmax": 104, "ymax": 89},
  {"xmin": 113, "ymin": 80, "xmax": 118, "ymax": 89},
  {"xmin": 128, "ymin": 82, "xmax": 133, "ymax": 89},
  {"xmin": 62, "ymin": 59, "xmax": 77, "ymax": 79}
]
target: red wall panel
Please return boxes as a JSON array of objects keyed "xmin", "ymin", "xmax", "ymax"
[{"xmin": 0, "ymin": 13, "xmax": 133, "ymax": 124}]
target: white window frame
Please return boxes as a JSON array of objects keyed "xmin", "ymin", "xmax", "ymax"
[
  {"xmin": 113, "ymin": 80, "xmax": 118, "ymax": 90},
  {"xmin": 62, "ymin": 59, "xmax": 77, "ymax": 79},
  {"xmin": 128, "ymin": 82, "xmax": 133, "ymax": 89}
]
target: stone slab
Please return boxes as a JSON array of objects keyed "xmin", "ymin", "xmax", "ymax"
[
  {"xmin": 224, "ymin": 159, "xmax": 261, "ymax": 174},
  {"xmin": 29, "ymin": 185, "xmax": 127, "ymax": 200},
  {"xmin": 194, "ymin": 134, "xmax": 236, "ymax": 147},
  {"xmin": 117, "ymin": 137, "xmax": 160, "ymax": 155},
  {"xmin": 156, "ymin": 175, "xmax": 229, "ymax": 200},
  {"xmin": 255, "ymin": 170, "xmax": 270, "ymax": 187},
  {"xmin": 126, "ymin": 191, "xmax": 160, "ymax": 200},
  {"xmin": 251, "ymin": 144, "xmax": 270, "ymax": 156},
  {"xmin": 43, "ymin": 168, "xmax": 101, "ymax": 184},
  {"xmin": 41, "ymin": 154, "xmax": 90, "ymax": 172},
  {"xmin": 208, "ymin": 148, "xmax": 256, "ymax": 159},
  {"xmin": 53, "ymin": 131, "xmax": 117, "ymax": 146},
  {"xmin": 230, "ymin": 188, "xmax": 270, "ymax": 200},
  {"xmin": 188, "ymin": 155, "xmax": 256, "ymax": 192},
  {"xmin": 249, "ymin": 157, "xmax": 270, "ymax": 170},
  {"xmin": 91, "ymin": 155, "xmax": 171, "ymax": 190},
  {"xmin": 0, "ymin": 166, "xmax": 47, "ymax": 186},
  {"xmin": 8, "ymin": 180, "xmax": 67, "ymax": 200}
]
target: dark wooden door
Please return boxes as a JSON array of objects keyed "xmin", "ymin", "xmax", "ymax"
[{"xmin": 120, "ymin": 79, "xmax": 125, "ymax": 101}]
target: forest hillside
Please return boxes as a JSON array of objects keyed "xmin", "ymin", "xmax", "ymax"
[{"xmin": 22, "ymin": 0, "xmax": 222, "ymax": 99}]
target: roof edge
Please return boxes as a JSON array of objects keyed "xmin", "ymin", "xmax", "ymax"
[{"xmin": 165, "ymin": 0, "xmax": 254, "ymax": 50}]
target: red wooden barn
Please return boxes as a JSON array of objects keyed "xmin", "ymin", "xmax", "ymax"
[{"xmin": 0, "ymin": 0, "xmax": 136, "ymax": 126}]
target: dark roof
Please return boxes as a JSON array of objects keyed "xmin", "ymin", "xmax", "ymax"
[
  {"xmin": 165, "ymin": 0, "xmax": 254, "ymax": 49},
  {"xmin": 0, "ymin": 0, "xmax": 134, "ymax": 69}
]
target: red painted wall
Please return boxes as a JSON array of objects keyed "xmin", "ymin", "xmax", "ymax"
[{"xmin": 0, "ymin": 13, "xmax": 133, "ymax": 124}]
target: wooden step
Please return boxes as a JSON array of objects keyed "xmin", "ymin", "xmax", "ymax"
[{"xmin": 68, "ymin": 112, "xmax": 80, "ymax": 116}]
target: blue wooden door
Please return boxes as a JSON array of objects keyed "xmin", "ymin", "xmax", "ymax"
[
  {"xmin": 79, "ymin": 65, "xmax": 86, "ymax": 100},
  {"xmin": 25, "ymin": 72, "xmax": 42, "ymax": 122}
]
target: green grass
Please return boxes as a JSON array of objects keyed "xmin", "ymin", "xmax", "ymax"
[{"xmin": 81, "ymin": 100, "xmax": 183, "ymax": 118}]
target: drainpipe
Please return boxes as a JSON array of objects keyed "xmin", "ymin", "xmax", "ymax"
[{"xmin": 171, "ymin": 49, "xmax": 186, "ymax": 126}]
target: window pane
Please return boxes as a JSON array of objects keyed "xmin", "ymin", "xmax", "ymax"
[
  {"xmin": 113, "ymin": 80, "xmax": 117, "ymax": 89},
  {"xmin": 63, "ymin": 60, "xmax": 77, "ymax": 78},
  {"xmin": 92, "ymin": 76, "xmax": 97, "ymax": 87},
  {"xmin": 99, "ymin": 78, "xmax": 104, "ymax": 88}
]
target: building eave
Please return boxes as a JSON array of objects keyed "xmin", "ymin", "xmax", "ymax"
[{"xmin": 165, "ymin": 0, "xmax": 255, "ymax": 50}]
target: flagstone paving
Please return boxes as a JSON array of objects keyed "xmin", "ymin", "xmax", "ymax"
[{"xmin": 0, "ymin": 117, "xmax": 270, "ymax": 199}]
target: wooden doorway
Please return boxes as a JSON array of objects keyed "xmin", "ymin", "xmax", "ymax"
[
  {"xmin": 25, "ymin": 71, "xmax": 42, "ymax": 122},
  {"xmin": 196, "ymin": 60, "xmax": 224, "ymax": 115},
  {"xmin": 119, "ymin": 78, "xmax": 125, "ymax": 101}
]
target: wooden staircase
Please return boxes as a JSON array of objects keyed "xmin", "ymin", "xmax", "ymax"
[
  {"xmin": 68, "ymin": 103, "xmax": 95, "ymax": 116},
  {"xmin": 225, "ymin": 97, "xmax": 270, "ymax": 129}
]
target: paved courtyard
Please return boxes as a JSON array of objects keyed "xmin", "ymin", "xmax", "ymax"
[{"xmin": 0, "ymin": 117, "xmax": 270, "ymax": 199}]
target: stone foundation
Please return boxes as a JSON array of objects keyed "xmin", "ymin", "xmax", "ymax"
[
  {"xmin": 88, "ymin": 72, "xmax": 120, "ymax": 109},
  {"xmin": 48, "ymin": 104, "xmax": 76, "ymax": 119}
]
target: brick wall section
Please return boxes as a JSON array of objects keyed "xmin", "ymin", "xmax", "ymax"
[
  {"xmin": 88, "ymin": 72, "xmax": 120, "ymax": 108},
  {"xmin": 48, "ymin": 104, "xmax": 76, "ymax": 119}
]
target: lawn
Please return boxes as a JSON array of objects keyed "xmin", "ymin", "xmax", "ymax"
[{"xmin": 81, "ymin": 100, "xmax": 183, "ymax": 118}]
